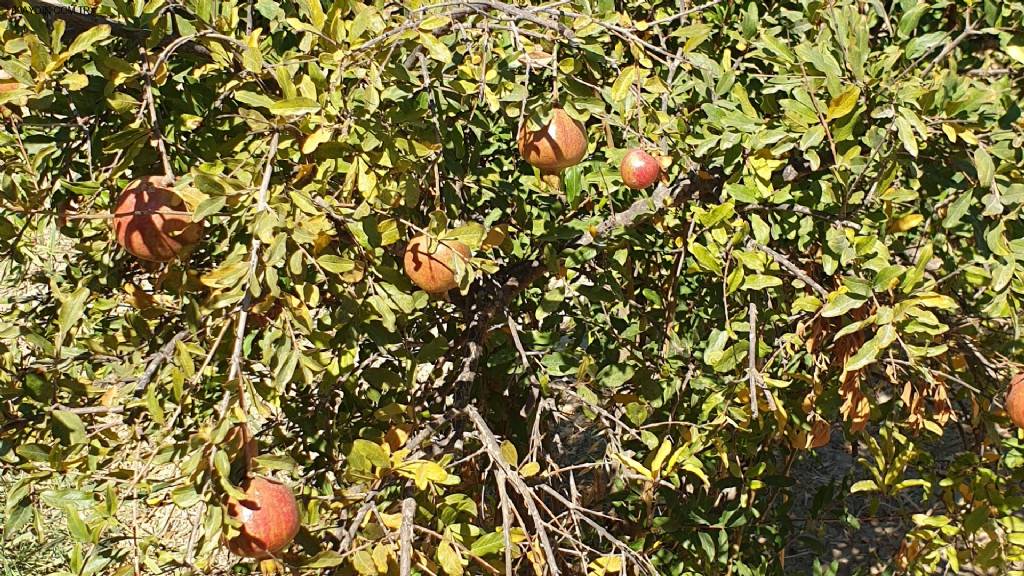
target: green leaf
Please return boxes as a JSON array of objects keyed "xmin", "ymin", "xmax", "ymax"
[
  {"xmin": 65, "ymin": 25, "xmax": 111, "ymax": 58},
  {"xmin": 894, "ymin": 116, "xmax": 917, "ymax": 158},
  {"xmin": 40, "ymin": 490, "xmax": 94, "ymax": 511},
  {"xmin": 56, "ymin": 284, "xmax": 90, "ymax": 347},
  {"xmin": 942, "ymin": 191, "xmax": 973, "ymax": 228},
  {"xmin": 317, "ymin": 255, "xmax": 357, "ymax": 274},
  {"xmin": 820, "ymin": 291, "xmax": 866, "ymax": 318},
  {"xmin": 234, "ymin": 90, "xmax": 276, "ymax": 109},
  {"xmin": 193, "ymin": 195, "xmax": 225, "ymax": 221},
  {"xmin": 470, "ymin": 531, "xmax": 505, "ymax": 556},
  {"xmin": 844, "ymin": 324, "xmax": 897, "ymax": 372},
  {"xmin": 974, "ymin": 147, "xmax": 994, "ymax": 188},
  {"xmin": 597, "ymin": 363, "xmax": 634, "ymax": 389},
  {"xmin": 268, "ymin": 97, "xmax": 320, "ymax": 116},
  {"xmin": 171, "ymin": 485, "xmax": 201, "ymax": 509},
  {"xmin": 65, "ymin": 507, "xmax": 91, "ymax": 542},
  {"xmin": 702, "ymin": 329, "xmax": 729, "ymax": 367},
  {"xmin": 52, "ymin": 410, "xmax": 87, "ymax": 445},
  {"xmin": 349, "ymin": 439, "xmax": 390, "ymax": 472},
  {"xmin": 441, "ymin": 223, "xmax": 485, "ymax": 249},
  {"xmin": 741, "ymin": 274, "xmax": 782, "ymax": 291},
  {"xmin": 610, "ymin": 65, "xmax": 638, "ymax": 102},
  {"xmin": 303, "ymin": 550, "xmax": 346, "ymax": 568},
  {"xmin": 690, "ymin": 242, "xmax": 723, "ymax": 275},
  {"xmin": 898, "ymin": 4, "xmax": 928, "ymax": 37}
]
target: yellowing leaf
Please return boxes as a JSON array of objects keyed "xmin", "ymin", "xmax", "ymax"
[
  {"xmin": 650, "ymin": 437, "xmax": 672, "ymax": 477},
  {"xmin": 826, "ymin": 85, "xmax": 860, "ymax": 121},
  {"xmin": 1006, "ymin": 45, "xmax": 1024, "ymax": 65},
  {"xmin": 418, "ymin": 14, "xmax": 450, "ymax": 30},
  {"xmin": 437, "ymin": 536, "xmax": 464, "ymax": 576},
  {"xmin": 268, "ymin": 97, "xmax": 320, "ymax": 116},
  {"xmin": 887, "ymin": 213, "xmax": 923, "ymax": 232},
  {"xmin": 588, "ymin": 556, "xmax": 623, "ymax": 576},
  {"xmin": 65, "ymin": 24, "xmax": 111, "ymax": 58},
  {"xmin": 610, "ymin": 65, "xmax": 638, "ymax": 102},
  {"xmin": 519, "ymin": 461, "xmax": 540, "ymax": 477},
  {"xmin": 500, "ymin": 440, "xmax": 518, "ymax": 467},
  {"xmin": 419, "ymin": 32, "xmax": 451, "ymax": 62},
  {"xmin": 397, "ymin": 460, "xmax": 449, "ymax": 489},
  {"xmin": 302, "ymin": 127, "xmax": 333, "ymax": 154},
  {"xmin": 613, "ymin": 452, "xmax": 652, "ymax": 479}
]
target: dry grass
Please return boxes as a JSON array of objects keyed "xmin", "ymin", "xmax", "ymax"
[{"xmin": 0, "ymin": 476, "xmax": 70, "ymax": 576}]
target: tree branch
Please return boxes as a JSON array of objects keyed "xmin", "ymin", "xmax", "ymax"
[
  {"xmin": 749, "ymin": 241, "xmax": 829, "ymax": 298},
  {"xmin": 8, "ymin": 0, "xmax": 213, "ymax": 60},
  {"xmin": 134, "ymin": 329, "xmax": 187, "ymax": 395},
  {"xmin": 227, "ymin": 132, "xmax": 280, "ymax": 385},
  {"xmin": 399, "ymin": 497, "xmax": 416, "ymax": 576},
  {"xmin": 466, "ymin": 406, "xmax": 560, "ymax": 576}
]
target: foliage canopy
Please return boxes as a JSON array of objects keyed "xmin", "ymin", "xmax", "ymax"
[{"xmin": 3, "ymin": 0, "xmax": 1024, "ymax": 574}]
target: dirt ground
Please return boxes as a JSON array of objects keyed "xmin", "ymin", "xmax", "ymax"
[{"xmin": 783, "ymin": 420, "xmax": 1011, "ymax": 576}]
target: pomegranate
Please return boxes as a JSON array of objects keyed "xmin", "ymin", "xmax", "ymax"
[
  {"xmin": 403, "ymin": 235, "xmax": 470, "ymax": 294},
  {"xmin": 1006, "ymin": 373, "xmax": 1024, "ymax": 429},
  {"xmin": 226, "ymin": 477, "xmax": 301, "ymax": 559},
  {"xmin": 112, "ymin": 176, "xmax": 202, "ymax": 262},
  {"xmin": 620, "ymin": 148, "xmax": 662, "ymax": 190},
  {"xmin": 517, "ymin": 107, "xmax": 588, "ymax": 187}
]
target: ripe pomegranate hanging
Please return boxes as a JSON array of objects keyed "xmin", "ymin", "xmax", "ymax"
[
  {"xmin": 1006, "ymin": 373, "xmax": 1024, "ymax": 429},
  {"xmin": 517, "ymin": 107, "xmax": 588, "ymax": 189},
  {"xmin": 404, "ymin": 235, "xmax": 471, "ymax": 294},
  {"xmin": 226, "ymin": 477, "xmax": 301, "ymax": 559},
  {"xmin": 112, "ymin": 176, "xmax": 202, "ymax": 262},
  {"xmin": 620, "ymin": 148, "xmax": 662, "ymax": 190}
]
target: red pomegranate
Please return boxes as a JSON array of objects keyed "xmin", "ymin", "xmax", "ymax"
[
  {"xmin": 517, "ymin": 107, "xmax": 588, "ymax": 187},
  {"xmin": 403, "ymin": 235, "xmax": 471, "ymax": 294},
  {"xmin": 1006, "ymin": 373, "xmax": 1024, "ymax": 429},
  {"xmin": 226, "ymin": 477, "xmax": 301, "ymax": 559},
  {"xmin": 112, "ymin": 176, "xmax": 202, "ymax": 262},
  {"xmin": 620, "ymin": 148, "xmax": 662, "ymax": 190}
]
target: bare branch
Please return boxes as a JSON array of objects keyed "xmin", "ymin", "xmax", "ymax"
[
  {"xmin": 749, "ymin": 241, "xmax": 829, "ymax": 298},
  {"xmin": 399, "ymin": 498, "xmax": 416, "ymax": 576},
  {"xmin": 537, "ymin": 484, "xmax": 659, "ymax": 576},
  {"xmin": 466, "ymin": 406, "xmax": 560, "ymax": 576},
  {"xmin": 134, "ymin": 330, "xmax": 187, "ymax": 395},
  {"xmin": 496, "ymin": 470, "xmax": 515, "ymax": 576},
  {"xmin": 227, "ymin": 132, "xmax": 280, "ymax": 385},
  {"xmin": 748, "ymin": 302, "xmax": 759, "ymax": 418}
]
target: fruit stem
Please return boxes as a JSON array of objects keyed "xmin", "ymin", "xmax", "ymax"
[
  {"xmin": 550, "ymin": 43, "xmax": 559, "ymax": 103},
  {"xmin": 540, "ymin": 169, "xmax": 562, "ymax": 191},
  {"xmin": 139, "ymin": 48, "xmax": 174, "ymax": 180}
]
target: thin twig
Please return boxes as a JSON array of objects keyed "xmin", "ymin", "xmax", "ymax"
[
  {"xmin": 134, "ymin": 330, "xmax": 188, "ymax": 395},
  {"xmin": 749, "ymin": 241, "xmax": 829, "ymax": 298},
  {"xmin": 748, "ymin": 302, "xmax": 759, "ymax": 418},
  {"xmin": 139, "ymin": 48, "xmax": 174, "ymax": 179},
  {"xmin": 227, "ymin": 132, "xmax": 280, "ymax": 385},
  {"xmin": 496, "ymin": 470, "xmax": 515, "ymax": 576}
]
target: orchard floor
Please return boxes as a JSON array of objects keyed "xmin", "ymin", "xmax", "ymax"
[
  {"xmin": 1, "ymin": 420, "xmax": 1018, "ymax": 575},
  {"xmin": 783, "ymin": 421, "xmax": 1013, "ymax": 575}
]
